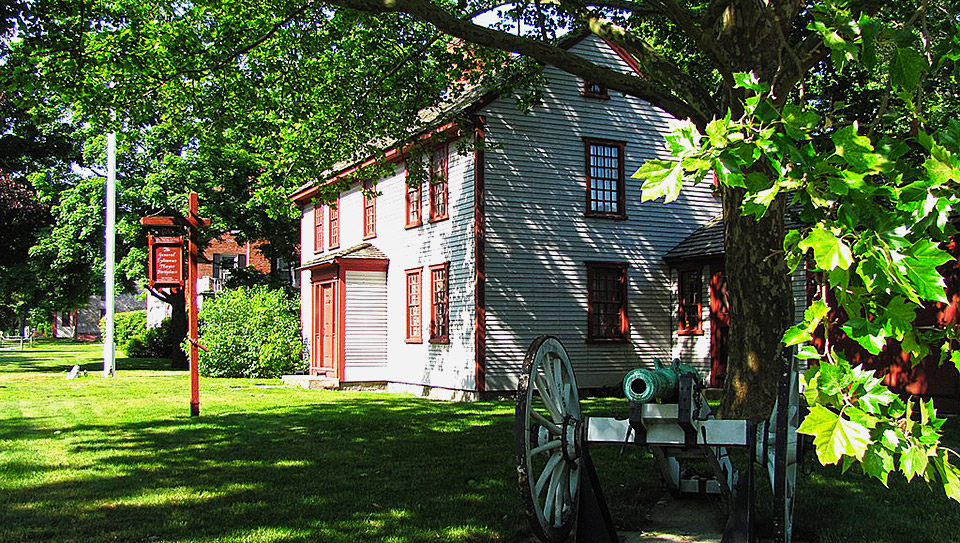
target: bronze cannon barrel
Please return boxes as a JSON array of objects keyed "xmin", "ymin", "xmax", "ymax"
[{"xmin": 622, "ymin": 359, "xmax": 701, "ymax": 403}]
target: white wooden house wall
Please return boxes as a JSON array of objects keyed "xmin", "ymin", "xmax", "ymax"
[
  {"xmin": 670, "ymin": 265, "xmax": 713, "ymax": 377},
  {"xmin": 299, "ymin": 142, "xmax": 477, "ymax": 392},
  {"xmin": 480, "ymin": 34, "xmax": 721, "ymax": 390}
]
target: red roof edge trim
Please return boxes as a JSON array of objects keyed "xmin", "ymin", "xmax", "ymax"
[{"xmin": 290, "ymin": 121, "xmax": 465, "ymax": 204}]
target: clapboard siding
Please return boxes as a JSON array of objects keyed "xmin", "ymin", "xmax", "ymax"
[
  {"xmin": 480, "ymin": 34, "xmax": 721, "ymax": 390},
  {"xmin": 344, "ymin": 270, "xmax": 388, "ymax": 370},
  {"xmin": 299, "ymin": 141, "xmax": 476, "ymax": 391},
  {"xmin": 670, "ymin": 265, "xmax": 713, "ymax": 378}
]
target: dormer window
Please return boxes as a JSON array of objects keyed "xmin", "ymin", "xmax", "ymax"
[{"xmin": 583, "ymin": 81, "xmax": 609, "ymax": 99}]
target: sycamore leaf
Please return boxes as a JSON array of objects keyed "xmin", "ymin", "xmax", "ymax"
[
  {"xmin": 842, "ymin": 317, "xmax": 887, "ymax": 355},
  {"xmin": 783, "ymin": 323, "xmax": 812, "ymax": 346},
  {"xmin": 862, "ymin": 446, "xmax": 894, "ymax": 486},
  {"xmin": 890, "ymin": 46, "xmax": 929, "ymax": 92},
  {"xmin": 952, "ymin": 351, "xmax": 960, "ymax": 373},
  {"xmin": 901, "ymin": 444, "xmax": 933, "ymax": 482},
  {"xmin": 934, "ymin": 452, "xmax": 960, "ymax": 503},
  {"xmin": 664, "ymin": 120, "xmax": 701, "ymax": 157},
  {"xmin": 900, "ymin": 239, "xmax": 954, "ymax": 303},
  {"xmin": 832, "ymin": 124, "xmax": 886, "ymax": 172},
  {"xmin": 636, "ymin": 160, "xmax": 684, "ymax": 203},
  {"xmin": 799, "ymin": 227, "xmax": 854, "ymax": 270},
  {"xmin": 798, "ymin": 405, "xmax": 872, "ymax": 464}
]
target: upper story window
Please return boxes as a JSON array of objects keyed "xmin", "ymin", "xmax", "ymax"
[
  {"xmin": 405, "ymin": 267, "xmax": 423, "ymax": 343},
  {"xmin": 213, "ymin": 253, "xmax": 246, "ymax": 281},
  {"xmin": 677, "ymin": 268, "xmax": 703, "ymax": 335},
  {"xmin": 586, "ymin": 261, "xmax": 628, "ymax": 342},
  {"xmin": 583, "ymin": 81, "xmax": 609, "ymax": 99},
  {"xmin": 429, "ymin": 144, "xmax": 449, "ymax": 222},
  {"xmin": 430, "ymin": 263, "xmax": 450, "ymax": 343},
  {"xmin": 314, "ymin": 205, "xmax": 323, "ymax": 253},
  {"xmin": 328, "ymin": 197, "xmax": 340, "ymax": 250},
  {"xmin": 363, "ymin": 187, "xmax": 376, "ymax": 239},
  {"xmin": 405, "ymin": 166, "xmax": 422, "ymax": 229},
  {"xmin": 584, "ymin": 138, "xmax": 626, "ymax": 219}
]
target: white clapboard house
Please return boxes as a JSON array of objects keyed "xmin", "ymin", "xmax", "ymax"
[{"xmin": 291, "ymin": 32, "xmax": 728, "ymax": 399}]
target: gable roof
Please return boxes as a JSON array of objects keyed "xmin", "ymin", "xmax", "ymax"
[{"xmin": 289, "ymin": 32, "xmax": 642, "ymax": 205}]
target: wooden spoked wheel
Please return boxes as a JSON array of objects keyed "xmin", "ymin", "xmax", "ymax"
[
  {"xmin": 515, "ymin": 336, "xmax": 583, "ymax": 543},
  {"xmin": 761, "ymin": 355, "xmax": 800, "ymax": 543}
]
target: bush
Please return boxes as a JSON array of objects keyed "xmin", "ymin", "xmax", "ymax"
[
  {"xmin": 100, "ymin": 310, "xmax": 147, "ymax": 347},
  {"xmin": 195, "ymin": 286, "xmax": 304, "ymax": 378},
  {"xmin": 123, "ymin": 318, "xmax": 176, "ymax": 359}
]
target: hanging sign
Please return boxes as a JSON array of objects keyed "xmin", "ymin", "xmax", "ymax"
[{"xmin": 149, "ymin": 235, "xmax": 184, "ymax": 288}]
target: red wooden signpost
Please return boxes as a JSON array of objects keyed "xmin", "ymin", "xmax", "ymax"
[{"xmin": 140, "ymin": 192, "xmax": 210, "ymax": 417}]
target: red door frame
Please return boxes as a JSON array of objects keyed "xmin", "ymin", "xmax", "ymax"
[
  {"xmin": 709, "ymin": 264, "xmax": 729, "ymax": 388},
  {"xmin": 311, "ymin": 280, "xmax": 340, "ymax": 378}
]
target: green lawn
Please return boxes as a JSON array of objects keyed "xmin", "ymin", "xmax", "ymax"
[{"xmin": 1, "ymin": 341, "xmax": 958, "ymax": 543}]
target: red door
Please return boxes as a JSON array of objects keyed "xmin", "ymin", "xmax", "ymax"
[{"xmin": 312, "ymin": 281, "xmax": 338, "ymax": 377}]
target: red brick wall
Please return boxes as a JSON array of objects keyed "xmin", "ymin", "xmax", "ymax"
[{"xmin": 199, "ymin": 233, "xmax": 271, "ymax": 278}]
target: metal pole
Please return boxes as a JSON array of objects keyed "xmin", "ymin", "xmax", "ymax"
[
  {"xmin": 187, "ymin": 192, "xmax": 200, "ymax": 416},
  {"xmin": 103, "ymin": 130, "xmax": 117, "ymax": 378}
]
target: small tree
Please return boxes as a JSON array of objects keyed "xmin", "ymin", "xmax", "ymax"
[{"xmin": 195, "ymin": 286, "xmax": 304, "ymax": 378}]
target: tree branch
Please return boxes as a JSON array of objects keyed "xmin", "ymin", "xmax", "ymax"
[{"xmin": 321, "ymin": 0, "xmax": 712, "ymax": 125}]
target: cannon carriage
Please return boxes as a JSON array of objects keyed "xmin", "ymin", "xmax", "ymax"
[{"xmin": 515, "ymin": 335, "xmax": 802, "ymax": 543}]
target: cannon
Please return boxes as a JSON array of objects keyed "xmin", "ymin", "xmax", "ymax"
[{"xmin": 515, "ymin": 336, "xmax": 801, "ymax": 543}]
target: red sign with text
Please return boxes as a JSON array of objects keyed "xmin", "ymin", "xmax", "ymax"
[{"xmin": 149, "ymin": 235, "xmax": 184, "ymax": 288}]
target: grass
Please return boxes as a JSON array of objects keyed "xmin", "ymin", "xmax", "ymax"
[{"xmin": 1, "ymin": 341, "xmax": 959, "ymax": 543}]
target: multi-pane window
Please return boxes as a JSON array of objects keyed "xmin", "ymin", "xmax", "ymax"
[
  {"xmin": 406, "ymin": 167, "xmax": 422, "ymax": 228},
  {"xmin": 405, "ymin": 268, "xmax": 422, "ymax": 343},
  {"xmin": 584, "ymin": 139, "xmax": 625, "ymax": 218},
  {"xmin": 314, "ymin": 205, "xmax": 323, "ymax": 253},
  {"xmin": 430, "ymin": 263, "xmax": 450, "ymax": 343},
  {"xmin": 430, "ymin": 144, "xmax": 449, "ymax": 222},
  {"xmin": 678, "ymin": 269, "xmax": 703, "ymax": 334},
  {"xmin": 328, "ymin": 198, "xmax": 340, "ymax": 249},
  {"xmin": 213, "ymin": 253, "xmax": 246, "ymax": 281},
  {"xmin": 363, "ymin": 189, "xmax": 376, "ymax": 239},
  {"xmin": 586, "ymin": 262, "xmax": 628, "ymax": 341},
  {"xmin": 583, "ymin": 81, "xmax": 609, "ymax": 98}
]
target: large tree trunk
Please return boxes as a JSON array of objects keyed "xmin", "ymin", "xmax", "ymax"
[
  {"xmin": 715, "ymin": 1, "xmax": 800, "ymax": 420},
  {"xmin": 720, "ymin": 189, "xmax": 795, "ymax": 420}
]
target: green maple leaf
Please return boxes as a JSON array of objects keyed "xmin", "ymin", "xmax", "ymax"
[
  {"xmin": 890, "ymin": 46, "xmax": 929, "ymax": 92},
  {"xmin": 952, "ymin": 351, "xmax": 960, "ymax": 373},
  {"xmin": 832, "ymin": 124, "xmax": 886, "ymax": 172},
  {"xmin": 664, "ymin": 120, "xmax": 701, "ymax": 157},
  {"xmin": 799, "ymin": 227, "xmax": 854, "ymax": 270},
  {"xmin": 636, "ymin": 160, "xmax": 684, "ymax": 203},
  {"xmin": 862, "ymin": 446, "xmax": 894, "ymax": 486},
  {"xmin": 900, "ymin": 239, "xmax": 954, "ymax": 303},
  {"xmin": 798, "ymin": 405, "xmax": 872, "ymax": 465},
  {"xmin": 933, "ymin": 452, "xmax": 960, "ymax": 503},
  {"xmin": 842, "ymin": 317, "xmax": 887, "ymax": 355},
  {"xmin": 901, "ymin": 444, "xmax": 933, "ymax": 482}
]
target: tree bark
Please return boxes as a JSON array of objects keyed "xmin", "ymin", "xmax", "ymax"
[
  {"xmin": 168, "ymin": 290, "xmax": 187, "ymax": 370},
  {"xmin": 720, "ymin": 188, "xmax": 794, "ymax": 420}
]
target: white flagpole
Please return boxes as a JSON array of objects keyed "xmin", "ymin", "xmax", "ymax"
[{"xmin": 103, "ymin": 130, "xmax": 117, "ymax": 377}]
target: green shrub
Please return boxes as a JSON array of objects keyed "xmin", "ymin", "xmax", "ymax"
[
  {"xmin": 195, "ymin": 286, "xmax": 304, "ymax": 378},
  {"xmin": 100, "ymin": 310, "xmax": 147, "ymax": 347},
  {"xmin": 123, "ymin": 318, "xmax": 176, "ymax": 359}
]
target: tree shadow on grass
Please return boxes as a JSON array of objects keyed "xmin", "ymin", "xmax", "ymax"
[{"xmin": 1, "ymin": 398, "xmax": 532, "ymax": 543}]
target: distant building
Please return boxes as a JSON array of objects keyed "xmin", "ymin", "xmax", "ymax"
[
  {"xmin": 145, "ymin": 232, "xmax": 273, "ymax": 327},
  {"xmin": 52, "ymin": 293, "xmax": 144, "ymax": 341}
]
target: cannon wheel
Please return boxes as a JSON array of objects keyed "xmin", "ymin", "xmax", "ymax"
[
  {"xmin": 515, "ymin": 336, "xmax": 582, "ymax": 543},
  {"xmin": 765, "ymin": 355, "xmax": 800, "ymax": 543}
]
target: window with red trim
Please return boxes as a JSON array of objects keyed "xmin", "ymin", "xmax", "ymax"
[
  {"xmin": 405, "ymin": 268, "xmax": 422, "ymax": 343},
  {"xmin": 677, "ymin": 268, "xmax": 703, "ymax": 335},
  {"xmin": 313, "ymin": 205, "xmax": 323, "ymax": 253},
  {"xmin": 583, "ymin": 81, "xmax": 609, "ymax": 99},
  {"xmin": 363, "ymin": 189, "xmax": 376, "ymax": 239},
  {"xmin": 430, "ymin": 263, "xmax": 449, "ymax": 343},
  {"xmin": 405, "ymin": 166, "xmax": 422, "ymax": 228},
  {"xmin": 584, "ymin": 139, "xmax": 626, "ymax": 218},
  {"xmin": 328, "ymin": 198, "xmax": 340, "ymax": 249},
  {"xmin": 586, "ymin": 262, "xmax": 628, "ymax": 341},
  {"xmin": 429, "ymin": 144, "xmax": 449, "ymax": 222}
]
